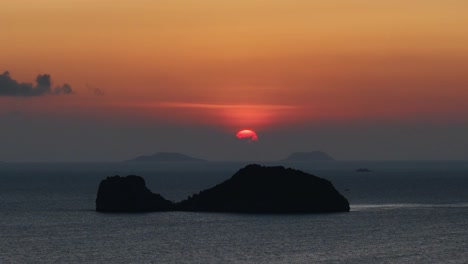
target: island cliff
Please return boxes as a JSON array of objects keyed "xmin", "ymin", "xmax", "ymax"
[
  {"xmin": 96, "ymin": 175, "xmax": 173, "ymax": 212},
  {"xmin": 96, "ymin": 165, "xmax": 350, "ymax": 213}
]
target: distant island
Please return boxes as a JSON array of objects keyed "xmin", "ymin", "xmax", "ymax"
[
  {"xmin": 96, "ymin": 164, "xmax": 350, "ymax": 213},
  {"xmin": 356, "ymin": 168, "xmax": 372, "ymax": 173},
  {"xmin": 125, "ymin": 152, "xmax": 206, "ymax": 162},
  {"xmin": 282, "ymin": 151, "xmax": 335, "ymax": 162}
]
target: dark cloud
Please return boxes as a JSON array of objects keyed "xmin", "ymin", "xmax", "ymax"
[
  {"xmin": 55, "ymin": 83, "xmax": 73, "ymax": 95},
  {"xmin": 0, "ymin": 71, "xmax": 74, "ymax": 96},
  {"xmin": 87, "ymin": 84, "xmax": 104, "ymax": 96}
]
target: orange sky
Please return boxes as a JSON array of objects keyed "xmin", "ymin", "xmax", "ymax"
[{"xmin": 1, "ymin": 0, "xmax": 468, "ymax": 130}]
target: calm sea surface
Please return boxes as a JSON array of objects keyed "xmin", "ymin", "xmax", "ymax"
[{"xmin": 0, "ymin": 161, "xmax": 467, "ymax": 263}]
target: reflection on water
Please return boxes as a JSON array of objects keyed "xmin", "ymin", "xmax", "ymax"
[{"xmin": 352, "ymin": 203, "xmax": 468, "ymax": 211}]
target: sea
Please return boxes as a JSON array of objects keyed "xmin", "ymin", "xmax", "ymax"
[{"xmin": 0, "ymin": 161, "xmax": 467, "ymax": 263}]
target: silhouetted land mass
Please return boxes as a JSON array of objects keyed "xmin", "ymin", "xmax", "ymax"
[
  {"xmin": 178, "ymin": 165, "xmax": 349, "ymax": 213},
  {"xmin": 283, "ymin": 151, "xmax": 335, "ymax": 162},
  {"xmin": 96, "ymin": 164, "xmax": 350, "ymax": 213},
  {"xmin": 126, "ymin": 152, "xmax": 206, "ymax": 162},
  {"xmin": 96, "ymin": 175, "xmax": 173, "ymax": 212}
]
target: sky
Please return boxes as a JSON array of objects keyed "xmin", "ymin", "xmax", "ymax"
[{"xmin": 1, "ymin": 0, "xmax": 468, "ymax": 161}]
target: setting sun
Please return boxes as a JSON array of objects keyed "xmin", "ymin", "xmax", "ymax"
[{"xmin": 236, "ymin": 129, "xmax": 258, "ymax": 141}]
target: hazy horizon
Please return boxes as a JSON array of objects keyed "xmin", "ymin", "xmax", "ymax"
[{"xmin": 1, "ymin": 112, "xmax": 468, "ymax": 162}]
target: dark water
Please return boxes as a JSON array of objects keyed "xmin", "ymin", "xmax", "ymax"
[{"xmin": 1, "ymin": 161, "xmax": 467, "ymax": 263}]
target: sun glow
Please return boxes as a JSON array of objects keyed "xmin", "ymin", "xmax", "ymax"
[{"xmin": 236, "ymin": 129, "xmax": 258, "ymax": 141}]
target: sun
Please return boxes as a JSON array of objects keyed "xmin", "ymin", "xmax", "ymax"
[{"xmin": 236, "ymin": 129, "xmax": 258, "ymax": 141}]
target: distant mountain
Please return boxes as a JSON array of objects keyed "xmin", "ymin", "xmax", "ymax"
[
  {"xmin": 282, "ymin": 151, "xmax": 335, "ymax": 162},
  {"xmin": 126, "ymin": 152, "xmax": 206, "ymax": 162}
]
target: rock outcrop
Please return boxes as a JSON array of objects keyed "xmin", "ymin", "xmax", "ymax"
[
  {"xmin": 96, "ymin": 165, "xmax": 350, "ymax": 213},
  {"xmin": 96, "ymin": 175, "xmax": 173, "ymax": 212}
]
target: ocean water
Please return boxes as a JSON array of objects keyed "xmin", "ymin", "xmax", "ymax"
[{"xmin": 0, "ymin": 161, "xmax": 467, "ymax": 263}]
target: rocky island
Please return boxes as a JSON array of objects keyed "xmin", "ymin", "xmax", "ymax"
[
  {"xmin": 178, "ymin": 164, "xmax": 349, "ymax": 213},
  {"xmin": 96, "ymin": 164, "xmax": 350, "ymax": 213},
  {"xmin": 96, "ymin": 175, "xmax": 173, "ymax": 212}
]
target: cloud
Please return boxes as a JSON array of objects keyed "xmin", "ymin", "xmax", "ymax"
[
  {"xmin": 0, "ymin": 71, "xmax": 74, "ymax": 96},
  {"xmin": 156, "ymin": 102, "xmax": 298, "ymax": 110},
  {"xmin": 86, "ymin": 84, "xmax": 104, "ymax": 96}
]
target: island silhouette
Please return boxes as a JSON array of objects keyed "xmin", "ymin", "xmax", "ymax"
[
  {"xmin": 96, "ymin": 175, "xmax": 173, "ymax": 212},
  {"xmin": 356, "ymin": 168, "xmax": 372, "ymax": 173},
  {"xmin": 96, "ymin": 164, "xmax": 350, "ymax": 213}
]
